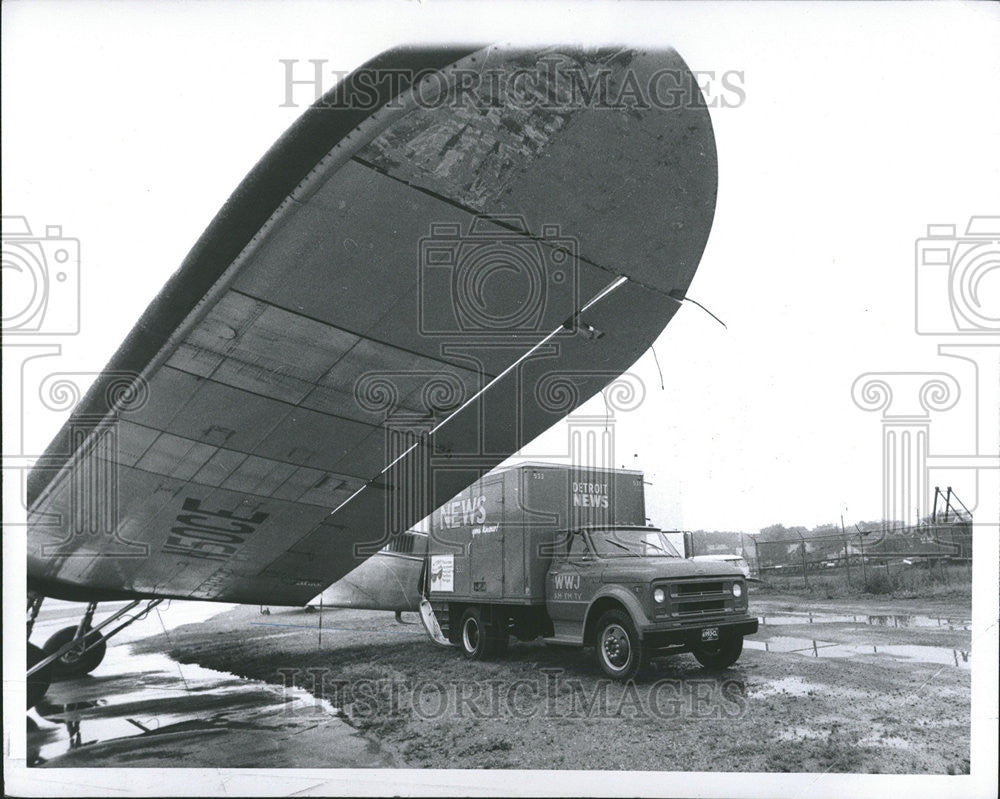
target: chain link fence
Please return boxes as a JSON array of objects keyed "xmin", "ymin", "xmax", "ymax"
[
  {"xmin": 683, "ymin": 517, "xmax": 972, "ymax": 594},
  {"xmin": 741, "ymin": 520, "xmax": 972, "ymax": 593}
]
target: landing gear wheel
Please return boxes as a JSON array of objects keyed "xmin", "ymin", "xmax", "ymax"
[
  {"xmin": 43, "ymin": 626, "xmax": 107, "ymax": 679},
  {"xmin": 27, "ymin": 643, "xmax": 52, "ymax": 709},
  {"xmin": 594, "ymin": 610, "xmax": 646, "ymax": 681},
  {"xmin": 692, "ymin": 634, "xmax": 743, "ymax": 670}
]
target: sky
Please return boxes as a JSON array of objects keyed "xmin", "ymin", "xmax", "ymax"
[{"xmin": 3, "ymin": 0, "xmax": 999, "ymax": 535}]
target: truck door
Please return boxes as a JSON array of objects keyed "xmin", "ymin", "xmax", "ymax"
[{"xmin": 546, "ymin": 530, "xmax": 595, "ymax": 632}]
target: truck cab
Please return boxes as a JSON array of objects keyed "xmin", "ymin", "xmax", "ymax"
[{"xmin": 545, "ymin": 525, "xmax": 757, "ymax": 678}]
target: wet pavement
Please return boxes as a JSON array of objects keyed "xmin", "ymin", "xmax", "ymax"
[
  {"xmin": 748, "ymin": 607, "xmax": 972, "ymax": 670},
  {"xmin": 758, "ymin": 611, "xmax": 971, "ymax": 631},
  {"xmin": 27, "ymin": 600, "xmax": 395, "ymax": 768},
  {"xmin": 744, "ymin": 635, "xmax": 971, "ymax": 669}
]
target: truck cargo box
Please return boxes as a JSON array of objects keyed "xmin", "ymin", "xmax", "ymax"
[{"xmin": 427, "ymin": 463, "xmax": 645, "ymax": 605}]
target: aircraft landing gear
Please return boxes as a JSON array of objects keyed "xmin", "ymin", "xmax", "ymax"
[
  {"xmin": 44, "ymin": 602, "xmax": 108, "ymax": 679},
  {"xmin": 27, "ymin": 595, "xmax": 52, "ymax": 709},
  {"xmin": 27, "ymin": 643, "xmax": 52, "ymax": 710},
  {"xmin": 26, "ymin": 597, "xmax": 164, "ymax": 709}
]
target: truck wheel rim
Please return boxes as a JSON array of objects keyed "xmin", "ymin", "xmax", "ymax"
[
  {"xmin": 462, "ymin": 618, "xmax": 480, "ymax": 653},
  {"xmin": 601, "ymin": 624, "xmax": 631, "ymax": 671}
]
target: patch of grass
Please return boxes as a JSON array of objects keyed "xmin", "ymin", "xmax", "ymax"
[{"xmin": 755, "ymin": 562, "xmax": 971, "ymax": 600}]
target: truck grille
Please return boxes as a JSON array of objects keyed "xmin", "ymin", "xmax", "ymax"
[
  {"xmin": 675, "ymin": 599, "xmax": 726, "ymax": 615},
  {"xmin": 674, "ymin": 581, "xmax": 725, "ymax": 596},
  {"xmin": 665, "ymin": 579, "xmax": 734, "ymax": 619}
]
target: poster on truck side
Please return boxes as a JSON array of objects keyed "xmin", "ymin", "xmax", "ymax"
[{"xmin": 429, "ymin": 555, "xmax": 455, "ymax": 592}]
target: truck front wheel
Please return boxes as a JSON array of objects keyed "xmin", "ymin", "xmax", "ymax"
[
  {"xmin": 594, "ymin": 610, "xmax": 645, "ymax": 681},
  {"xmin": 692, "ymin": 634, "xmax": 743, "ymax": 670}
]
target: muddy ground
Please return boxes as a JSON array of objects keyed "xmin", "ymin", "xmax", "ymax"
[{"xmin": 132, "ymin": 589, "xmax": 972, "ymax": 773}]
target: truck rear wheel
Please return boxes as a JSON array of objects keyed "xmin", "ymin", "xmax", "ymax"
[
  {"xmin": 459, "ymin": 607, "xmax": 507, "ymax": 659},
  {"xmin": 692, "ymin": 634, "xmax": 743, "ymax": 670},
  {"xmin": 459, "ymin": 607, "xmax": 489, "ymax": 659},
  {"xmin": 594, "ymin": 610, "xmax": 645, "ymax": 681}
]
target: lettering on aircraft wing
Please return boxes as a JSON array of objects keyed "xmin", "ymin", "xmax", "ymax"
[{"xmin": 162, "ymin": 497, "xmax": 270, "ymax": 562}]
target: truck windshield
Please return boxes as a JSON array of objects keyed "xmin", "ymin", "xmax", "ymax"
[{"xmin": 587, "ymin": 529, "xmax": 681, "ymax": 558}]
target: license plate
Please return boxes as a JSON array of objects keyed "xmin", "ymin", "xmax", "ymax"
[{"xmin": 701, "ymin": 627, "xmax": 719, "ymax": 641}]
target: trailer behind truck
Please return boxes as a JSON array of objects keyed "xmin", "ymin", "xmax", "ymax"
[{"xmin": 425, "ymin": 462, "xmax": 758, "ymax": 679}]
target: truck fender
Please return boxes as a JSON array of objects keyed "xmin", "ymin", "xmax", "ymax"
[{"xmin": 584, "ymin": 587, "xmax": 649, "ymax": 645}]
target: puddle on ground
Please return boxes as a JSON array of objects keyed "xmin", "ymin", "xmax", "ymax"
[
  {"xmin": 775, "ymin": 726, "xmax": 828, "ymax": 742},
  {"xmin": 745, "ymin": 635, "xmax": 970, "ymax": 669},
  {"xmin": 759, "ymin": 612, "xmax": 970, "ymax": 631},
  {"xmin": 856, "ymin": 733, "xmax": 914, "ymax": 750},
  {"xmin": 26, "ymin": 602, "xmax": 352, "ymax": 767},
  {"xmin": 753, "ymin": 676, "xmax": 822, "ymax": 697}
]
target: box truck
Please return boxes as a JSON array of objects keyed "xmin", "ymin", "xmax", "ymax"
[{"xmin": 423, "ymin": 462, "xmax": 758, "ymax": 680}]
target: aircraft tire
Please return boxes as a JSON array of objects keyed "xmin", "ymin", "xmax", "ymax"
[{"xmin": 43, "ymin": 626, "xmax": 107, "ymax": 679}]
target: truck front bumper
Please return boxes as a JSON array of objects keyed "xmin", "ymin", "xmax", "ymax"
[{"xmin": 640, "ymin": 616, "xmax": 759, "ymax": 649}]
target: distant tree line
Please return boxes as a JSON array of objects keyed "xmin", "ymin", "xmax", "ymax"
[{"xmin": 689, "ymin": 515, "xmax": 972, "ymax": 562}]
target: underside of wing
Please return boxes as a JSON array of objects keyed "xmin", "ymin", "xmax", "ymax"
[{"xmin": 27, "ymin": 44, "xmax": 717, "ymax": 605}]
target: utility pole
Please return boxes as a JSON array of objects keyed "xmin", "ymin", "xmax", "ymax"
[
  {"xmin": 798, "ymin": 530, "xmax": 809, "ymax": 589},
  {"xmin": 841, "ymin": 514, "xmax": 852, "ymax": 586},
  {"xmin": 856, "ymin": 523, "xmax": 868, "ymax": 587}
]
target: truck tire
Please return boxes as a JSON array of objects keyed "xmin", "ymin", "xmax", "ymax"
[
  {"xmin": 594, "ymin": 610, "xmax": 646, "ymax": 681},
  {"xmin": 459, "ymin": 607, "xmax": 489, "ymax": 660},
  {"xmin": 692, "ymin": 634, "xmax": 743, "ymax": 670},
  {"xmin": 43, "ymin": 626, "xmax": 107, "ymax": 679}
]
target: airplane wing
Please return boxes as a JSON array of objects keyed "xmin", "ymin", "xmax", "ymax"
[{"xmin": 26, "ymin": 44, "xmax": 717, "ymax": 605}]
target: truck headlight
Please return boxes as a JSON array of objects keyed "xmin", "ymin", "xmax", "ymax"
[
  {"xmin": 653, "ymin": 587, "xmax": 666, "ymax": 604},
  {"xmin": 732, "ymin": 582, "xmax": 743, "ymax": 599}
]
